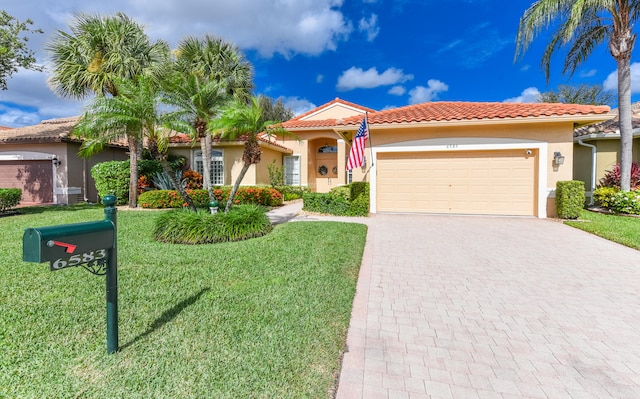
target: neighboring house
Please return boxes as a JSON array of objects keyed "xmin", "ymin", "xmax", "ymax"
[
  {"xmin": 167, "ymin": 133, "xmax": 292, "ymax": 187},
  {"xmin": 279, "ymin": 98, "xmax": 612, "ymax": 218},
  {"xmin": 574, "ymin": 102, "xmax": 640, "ymax": 199},
  {"xmin": 0, "ymin": 117, "xmax": 128, "ymax": 205}
]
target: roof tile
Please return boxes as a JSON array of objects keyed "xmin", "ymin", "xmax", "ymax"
[{"xmin": 574, "ymin": 102, "xmax": 640, "ymax": 137}]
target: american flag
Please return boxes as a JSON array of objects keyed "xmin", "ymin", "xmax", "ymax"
[{"xmin": 346, "ymin": 116, "xmax": 369, "ymax": 170}]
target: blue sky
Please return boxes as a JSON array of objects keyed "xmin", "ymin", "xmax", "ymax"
[{"xmin": 1, "ymin": 0, "xmax": 638, "ymax": 127}]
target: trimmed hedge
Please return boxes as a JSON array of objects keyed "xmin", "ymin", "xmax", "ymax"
[
  {"xmin": 152, "ymin": 205, "xmax": 272, "ymax": 244},
  {"xmin": 0, "ymin": 188, "xmax": 21, "ymax": 212},
  {"xmin": 138, "ymin": 187, "xmax": 283, "ymax": 209},
  {"xmin": 91, "ymin": 161, "xmax": 130, "ymax": 205},
  {"xmin": 303, "ymin": 182, "xmax": 370, "ymax": 216},
  {"xmin": 556, "ymin": 180, "xmax": 585, "ymax": 219}
]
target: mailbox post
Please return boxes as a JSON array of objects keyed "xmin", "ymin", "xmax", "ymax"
[{"xmin": 22, "ymin": 195, "xmax": 119, "ymax": 354}]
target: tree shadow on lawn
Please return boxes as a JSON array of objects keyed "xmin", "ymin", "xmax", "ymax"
[{"xmin": 120, "ymin": 287, "xmax": 211, "ymax": 351}]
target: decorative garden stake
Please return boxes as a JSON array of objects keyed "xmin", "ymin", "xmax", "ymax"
[{"xmin": 22, "ymin": 195, "xmax": 119, "ymax": 354}]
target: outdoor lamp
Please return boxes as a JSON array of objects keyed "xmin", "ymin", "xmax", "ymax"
[{"xmin": 553, "ymin": 152, "xmax": 565, "ymax": 166}]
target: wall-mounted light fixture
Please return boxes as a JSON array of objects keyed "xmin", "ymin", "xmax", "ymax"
[{"xmin": 553, "ymin": 152, "xmax": 565, "ymax": 166}]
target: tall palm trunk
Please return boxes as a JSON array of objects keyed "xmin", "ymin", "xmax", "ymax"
[
  {"xmin": 196, "ymin": 119, "xmax": 215, "ymax": 202},
  {"xmin": 617, "ymin": 58, "xmax": 633, "ymax": 192},
  {"xmin": 128, "ymin": 136, "xmax": 140, "ymax": 208},
  {"xmin": 225, "ymin": 163, "xmax": 250, "ymax": 212}
]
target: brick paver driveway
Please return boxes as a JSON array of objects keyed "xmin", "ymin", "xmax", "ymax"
[{"xmin": 335, "ymin": 214, "xmax": 640, "ymax": 399}]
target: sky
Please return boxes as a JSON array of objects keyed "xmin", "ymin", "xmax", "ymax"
[{"xmin": 2, "ymin": 0, "xmax": 640, "ymax": 128}]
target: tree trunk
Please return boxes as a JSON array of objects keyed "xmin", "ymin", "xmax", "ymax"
[
  {"xmin": 225, "ymin": 162, "xmax": 250, "ymax": 212},
  {"xmin": 617, "ymin": 57, "xmax": 633, "ymax": 192},
  {"xmin": 128, "ymin": 136, "xmax": 139, "ymax": 208}
]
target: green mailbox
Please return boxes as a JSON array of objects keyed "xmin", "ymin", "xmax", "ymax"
[
  {"xmin": 22, "ymin": 195, "xmax": 120, "ymax": 354},
  {"xmin": 23, "ymin": 220, "xmax": 114, "ymax": 270}
]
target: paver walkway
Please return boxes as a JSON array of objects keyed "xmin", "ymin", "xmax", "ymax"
[{"xmin": 269, "ymin": 204, "xmax": 640, "ymax": 398}]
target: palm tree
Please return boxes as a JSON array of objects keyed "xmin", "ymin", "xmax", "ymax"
[
  {"xmin": 210, "ymin": 97, "xmax": 288, "ymax": 212},
  {"xmin": 515, "ymin": 0, "xmax": 640, "ymax": 192},
  {"xmin": 74, "ymin": 75, "xmax": 197, "ymax": 211},
  {"xmin": 171, "ymin": 35, "xmax": 253, "ymax": 202},
  {"xmin": 46, "ymin": 12, "xmax": 169, "ymax": 207}
]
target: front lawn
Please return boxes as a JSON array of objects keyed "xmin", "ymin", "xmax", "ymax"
[
  {"xmin": 565, "ymin": 209, "xmax": 640, "ymax": 250},
  {"xmin": 1, "ymin": 205, "xmax": 367, "ymax": 398}
]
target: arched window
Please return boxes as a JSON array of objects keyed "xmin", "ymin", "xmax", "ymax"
[{"xmin": 193, "ymin": 150, "xmax": 224, "ymax": 186}]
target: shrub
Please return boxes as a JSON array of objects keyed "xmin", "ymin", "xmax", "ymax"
[
  {"xmin": 555, "ymin": 180, "xmax": 585, "ymax": 219},
  {"xmin": 303, "ymin": 192, "xmax": 350, "ymax": 215},
  {"xmin": 593, "ymin": 186, "xmax": 620, "ymax": 208},
  {"xmin": 181, "ymin": 169, "xmax": 203, "ymax": 189},
  {"xmin": 609, "ymin": 190, "xmax": 640, "ymax": 215},
  {"xmin": 274, "ymin": 185, "xmax": 310, "ymax": 201},
  {"xmin": 91, "ymin": 161, "xmax": 130, "ymax": 205},
  {"xmin": 599, "ymin": 162, "xmax": 640, "ymax": 189},
  {"xmin": 138, "ymin": 159, "xmax": 163, "ymax": 180},
  {"xmin": 138, "ymin": 187, "xmax": 282, "ymax": 209},
  {"xmin": 268, "ymin": 160, "xmax": 284, "ymax": 187},
  {"xmin": 303, "ymin": 183, "xmax": 370, "ymax": 216},
  {"xmin": 152, "ymin": 205, "xmax": 272, "ymax": 244},
  {"xmin": 0, "ymin": 188, "xmax": 21, "ymax": 212}
]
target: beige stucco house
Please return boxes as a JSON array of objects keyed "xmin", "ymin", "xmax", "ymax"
[
  {"xmin": 0, "ymin": 117, "xmax": 128, "ymax": 205},
  {"xmin": 167, "ymin": 133, "xmax": 292, "ymax": 187},
  {"xmin": 277, "ymin": 98, "xmax": 612, "ymax": 218},
  {"xmin": 574, "ymin": 102, "xmax": 640, "ymax": 200}
]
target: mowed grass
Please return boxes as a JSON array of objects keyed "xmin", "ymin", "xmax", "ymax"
[
  {"xmin": 565, "ymin": 209, "xmax": 640, "ymax": 250},
  {"xmin": 0, "ymin": 205, "xmax": 367, "ymax": 398}
]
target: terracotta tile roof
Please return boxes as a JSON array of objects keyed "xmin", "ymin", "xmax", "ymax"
[
  {"xmin": 0, "ymin": 126, "xmax": 13, "ymax": 130},
  {"xmin": 289, "ymin": 97, "xmax": 377, "ymax": 122},
  {"xmin": 574, "ymin": 102, "xmax": 640, "ymax": 137},
  {"xmin": 0, "ymin": 117, "xmax": 81, "ymax": 143},
  {"xmin": 169, "ymin": 132, "xmax": 292, "ymax": 152},
  {"xmin": 282, "ymin": 100, "xmax": 612, "ymax": 130}
]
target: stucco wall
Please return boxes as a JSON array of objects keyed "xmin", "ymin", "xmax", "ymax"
[{"xmin": 257, "ymin": 147, "xmax": 282, "ymax": 186}]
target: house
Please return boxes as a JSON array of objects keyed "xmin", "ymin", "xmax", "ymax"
[
  {"xmin": 0, "ymin": 117, "xmax": 129, "ymax": 205},
  {"xmin": 573, "ymin": 102, "xmax": 640, "ymax": 199},
  {"xmin": 167, "ymin": 133, "xmax": 292, "ymax": 187},
  {"xmin": 277, "ymin": 98, "xmax": 612, "ymax": 218}
]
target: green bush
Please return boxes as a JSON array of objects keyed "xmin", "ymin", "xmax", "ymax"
[
  {"xmin": 303, "ymin": 192, "xmax": 351, "ymax": 215},
  {"xmin": 138, "ymin": 159, "xmax": 163, "ymax": 180},
  {"xmin": 152, "ymin": 205, "xmax": 272, "ymax": 244},
  {"xmin": 610, "ymin": 190, "xmax": 640, "ymax": 215},
  {"xmin": 555, "ymin": 180, "xmax": 585, "ymax": 219},
  {"xmin": 138, "ymin": 187, "xmax": 282, "ymax": 209},
  {"xmin": 275, "ymin": 185, "xmax": 310, "ymax": 201},
  {"xmin": 303, "ymin": 183, "xmax": 370, "ymax": 216},
  {"xmin": 0, "ymin": 188, "xmax": 21, "ymax": 212},
  {"xmin": 91, "ymin": 161, "xmax": 130, "ymax": 205},
  {"xmin": 593, "ymin": 186, "xmax": 620, "ymax": 208}
]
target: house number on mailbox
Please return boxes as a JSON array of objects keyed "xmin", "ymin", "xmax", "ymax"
[{"xmin": 51, "ymin": 249, "xmax": 108, "ymax": 271}]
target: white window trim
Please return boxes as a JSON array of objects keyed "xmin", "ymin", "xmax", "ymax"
[
  {"xmin": 192, "ymin": 149, "xmax": 224, "ymax": 186},
  {"xmin": 284, "ymin": 154, "xmax": 301, "ymax": 186}
]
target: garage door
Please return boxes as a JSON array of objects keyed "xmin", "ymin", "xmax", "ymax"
[
  {"xmin": 0, "ymin": 161, "xmax": 53, "ymax": 203},
  {"xmin": 377, "ymin": 150, "xmax": 537, "ymax": 216}
]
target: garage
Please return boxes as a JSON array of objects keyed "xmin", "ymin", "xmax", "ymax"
[
  {"xmin": 376, "ymin": 149, "xmax": 537, "ymax": 216},
  {"xmin": 0, "ymin": 160, "xmax": 54, "ymax": 203}
]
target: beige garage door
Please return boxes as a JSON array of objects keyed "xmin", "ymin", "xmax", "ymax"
[
  {"xmin": 0, "ymin": 161, "xmax": 54, "ymax": 203},
  {"xmin": 377, "ymin": 150, "xmax": 537, "ymax": 216}
]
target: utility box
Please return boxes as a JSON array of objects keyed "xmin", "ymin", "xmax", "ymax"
[{"xmin": 23, "ymin": 220, "xmax": 115, "ymax": 270}]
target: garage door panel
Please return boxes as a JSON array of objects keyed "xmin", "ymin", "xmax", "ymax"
[
  {"xmin": 377, "ymin": 150, "xmax": 536, "ymax": 216},
  {"xmin": 0, "ymin": 161, "xmax": 53, "ymax": 203}
]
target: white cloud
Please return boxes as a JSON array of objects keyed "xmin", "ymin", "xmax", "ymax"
[
  {"xmin": 503, "ymin": 87, "xmax": 541, "ymax": 103},
  {"xmin": 408, "ymin": 79, "xmax": 448, "ymax": 104},
  {"xmin": 358, "ymin": 14, "xmax": 380, "ymax": 42},
  {"xmin": 316, "ymin": 74, "xmax": 324, "ymax": 83},
  {"xmin": 579, "ymin": 69, "xmax": 597, "ymax": 78},
  {"xmin": 388, "ymin": 85, "xmax": 406, "ymax": 96},
  {"xmin": 283, "ymin": 96, "xmax": 316, "ymax": 116},
  {"xmin": 603, "ymin": 62, "xmax": 640, "ymax": 93},
  {"xmin": 336, "ymin": 66, "xmax": 414, "ymax": 91}
]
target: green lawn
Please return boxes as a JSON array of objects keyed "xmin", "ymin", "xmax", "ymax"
[
  {"xmin": 565, "ymin": 209, "xmax": 640, "ymax": 250},
  {"xmin": 1, "ymin": 205, "xmax": 367, "ymax": 398}
]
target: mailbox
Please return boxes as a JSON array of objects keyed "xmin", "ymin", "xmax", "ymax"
[{"xmin": 23, "ymin": 220, "xmax": 115, "ymax": 266}]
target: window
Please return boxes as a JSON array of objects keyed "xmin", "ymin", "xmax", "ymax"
[
  {"xmin": 193, "ymin": 150, "xmax": 224, "ymax": 186},
  {"xmin": 284, "ymin": 155, "xmax": 300, "ymax": 185}
]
